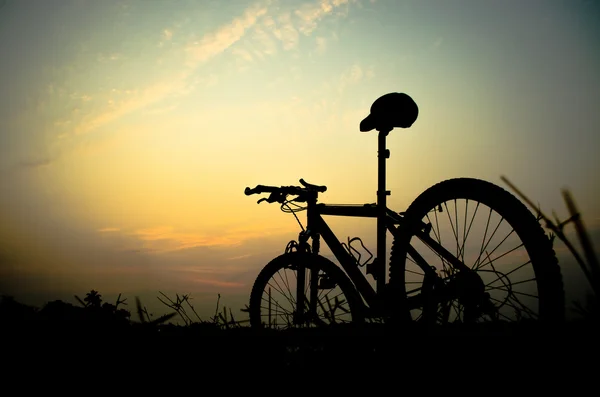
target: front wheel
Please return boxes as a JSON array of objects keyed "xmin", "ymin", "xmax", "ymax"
[
  {"xmin": 390, "ymin": 178, "xmax": 565, "ymax": 325},
  {"xmin": 249, "ymin": 252, "xmax": 364, "ymax": 330}
]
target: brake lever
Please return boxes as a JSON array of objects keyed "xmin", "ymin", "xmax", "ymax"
[{"xmin": 258, "ymin": 192, "xmax": 285, "ymax": 204}]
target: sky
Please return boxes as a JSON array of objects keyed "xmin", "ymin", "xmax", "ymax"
[{"xmin": 0, "ymin": 0, "xmax": 599, "ymax": 321}]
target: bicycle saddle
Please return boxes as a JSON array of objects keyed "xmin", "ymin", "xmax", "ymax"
[{"xmin": 360, "ymin": 92, "xmax": 418, "ymax": 132}]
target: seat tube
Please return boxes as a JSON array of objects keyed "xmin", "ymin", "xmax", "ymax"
[{"xmin": 377, "ymin": 128, "xmax": 391, "ymax": 293}]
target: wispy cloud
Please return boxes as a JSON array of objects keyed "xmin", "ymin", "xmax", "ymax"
[
  {"xmin": 186, "ymin": 277, "xmax": 245, "ymax": 288},
  {"xmin": 17, "ymin": 158, "xmax": 53, "ymax": 169},
  {"xmin": 336, "ymin": 63, "xmax": 375, "ymax": 94},
  {"xmin": 65, "ymin": 0, "xmax": 359, "ymax": 137},
  {"xmin": 262, "ymin": 12, "xmax": 300, "ymax": 50},
  {"xmin": 163, "ymin": 29, "xmax": 173, "ymax": 41},
  {"xmin": 96, "ymin": 53, "xmax": 122, "ymax": 62},
  {"xmin": 226, "ymin": 253, "xmax": 253, "ymax": 261},
  {"xmin": 97, "ymin": 227, "xmax": 120, "ymax": 233},
  {"xmin": 184, "ymin": 3, "xmax": 269, "ymax": 67},
  {"xmin": 69, "ymin": 2, "xmax": 269, "ymax": 137},
  {"xmin": 126, "ymin": 225, "xmax": 289, "ymax": 253},
  {"xmin": 249, "ymin": 25, "xmax": 278, "ymax": 59},
  {"xmin": 73, "ymin": 77, "xmax": 186, "ymax": 135},
  {"xmin": 69, "ymin": 93, "xmax": 94, "ymax": 102},
  {"xmin": 157, "ymin": 28, "xmax": 174, "ymax": 47},
  {"xmin": 232, "ymin": 47, "xmax": 254, "ymax": 63},
  {"xmin": 295, "ymin": 0, "xmax": 354, "ymax": 36}
]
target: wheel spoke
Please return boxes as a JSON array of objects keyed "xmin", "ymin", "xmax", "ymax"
[
  {"xmin": 473, "ymin": 229, "xmax": 518, "ymax": 271},
  {"xmin": 397, "ymin": 179, "xmax": 562, "ymax": 325},
  {"xmin": 260, "ymin": 296, "xmax": 292, "ymax": 316},
  {"xmin": 251, "ymin": 255, "xmax": 358, "ymax": 329},
  {"xmin": 276, "ymin": 269, "xmax": 296, "ymax": 305},
  {"xmin": 485, "ymin": 259, "xmax": 533, "ymax": 286},
  {"xmin": 460, "ymin": 201, "xmax": 480, "ymax": 262},
  {"xmin": 489, "ymin": 277, "xmax": 537, "ymax": 288},
  {"xmin": 443, "ymin": 201, "xmax": 459, "ymax": 254},
  {"xmin": 266, "ymin": 278, "xmax": 295, "ymax": 306},
  {"xmin": 406, "ymin": 268, "xmax": 425, "ymax": 277},
  {"xmin": 473, "ymin": 214, "xmax": 505, "ymax": 270},
  {"xmin": 441, "ymin": 201, "xmax": 461, "ymax": 276},
  {"xmin": 476, "ymin": 241, "xmax": 524, "ymax": 272}
]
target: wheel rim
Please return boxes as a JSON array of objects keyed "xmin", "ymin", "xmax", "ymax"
[
  {"xmin": 256, "ymin": 261, "xmax": 355, "ymax": 329},
  {"xmin": 405, "ymin": 198, "xmax": 542, "ymax": 324}
]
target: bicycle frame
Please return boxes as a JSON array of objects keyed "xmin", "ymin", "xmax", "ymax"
[{"xmin": 294, "ymin": 130, "xmax": 471, "ymax": 317}]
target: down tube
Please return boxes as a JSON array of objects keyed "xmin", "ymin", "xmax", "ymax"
[{"xmin": 316, "ymin": 216, "xmax": 378, "ymax": 306}]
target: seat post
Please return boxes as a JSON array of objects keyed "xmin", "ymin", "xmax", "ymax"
[{"xmin": 376, "ymin": 128, "xmax": 391, "ymax": 292}]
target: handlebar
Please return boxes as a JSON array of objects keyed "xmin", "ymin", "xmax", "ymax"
[{"xmin": 244, "ymin": 179, "xmax": 327, "ymax": 203}]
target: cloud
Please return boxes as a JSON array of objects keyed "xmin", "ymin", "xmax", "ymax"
[
  {"xmin": 65, "ymin": 0, "xmax": 359, "ymax": 137},
  {"xmin": 93, "ymin": 224, "xmax": 293, "ymax": 254},
  {"xmin": 96, "ymin": 53, "xmax": 122, "ymax": 62},
  {"xmin": 232, "ymin": 47, "xmax": 254, "ymax": 63},
  {"xmin": 186, "ymin": 277, "xmax": 245, "ymax": 288},
  {"xmin": 184, "ymin": 3, "xmax": 269, "ymax": 67},
  {"xmin": 251, "ymin": 26, "xmax": 278, "ymax": 56},
  {"xmin": 97, "ymin": 227, "xmax": 120, "ymax": 233},
  {"xmin": 158, "ymin": 29, "xmax": 174, "ymax": 47},
  {"xmin": 289, "ymin": 62, "xmax": 375, "ymax": 124},
  {"xmin": 18, "ymin": 158, "xmax": 53, "ymax": 169},
  {"xmin": 336, "ymin": 63, "xmax": 374, "ymax": 94},
  {"xmin": 262, "ymin": 12, "xmax": 300, "ymax": 50},
  {"xmin": 226, "ymin": 253, "xmax": 253, "ymax": 261},
  {"xmin": 70, "ymin": 1, "xmax": 269, "ymax": 136},
  {"xmin": 71, "ymin": 94, "xmax": 93, "ymax": 102},
  {"xmin": 295, "ymin": 0, "xmax": 353, "ymax": 36},
  {"xmin": 128, "ymin": 226, "xmax": 264, "ymax": 253},
  {"xmin": 73, "ymin": 78, "xmax": 186, "ymax": 135},
  {"xmin": 256, "ymin": 0, "xmax": 353, "ymax": 55}
]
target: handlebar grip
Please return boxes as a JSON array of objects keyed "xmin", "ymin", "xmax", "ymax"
[
  {"xmin": 299, "ymin": 178, "xmax": 327, "ymax": 193},
  {"xmin": 245, "ymin": 185, "xmax": 278, "ymax": 195}
]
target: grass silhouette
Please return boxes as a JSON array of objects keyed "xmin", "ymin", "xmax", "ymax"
[{"xmin": 1, "ymin": 288, "xmax": 598, "ymax": 383}]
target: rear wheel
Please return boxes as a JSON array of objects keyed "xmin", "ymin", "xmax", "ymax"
[
  {"xmin": 249, "ymin": 252, "xmax": 364, "ymax": 329},
  {"xmin": 390, "ymin": 178, "xmax": 564, "ymax": 325}
]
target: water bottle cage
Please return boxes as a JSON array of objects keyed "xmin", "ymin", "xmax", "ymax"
[{"xmin": 341, "ymin": 236, "xmax": 374, "ymax": 268}]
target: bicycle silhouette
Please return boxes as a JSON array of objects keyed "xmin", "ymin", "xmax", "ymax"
[{"xmin": 244, "ymin": 93, "xmax": 564, "ymax": 329}]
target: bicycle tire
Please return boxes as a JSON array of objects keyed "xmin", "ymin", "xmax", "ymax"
[
  {"xmin": 249, "ymin": 252, "xmax": 364, "ymax": 329},
  {"xmin": 389, "ymin": 178, "xmax": 564, "ymax": 324}
]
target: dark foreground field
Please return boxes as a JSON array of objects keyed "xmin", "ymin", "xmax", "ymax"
[{"xmin": 2, "ymin": 296, "xmax": 599, "ymax": 386}]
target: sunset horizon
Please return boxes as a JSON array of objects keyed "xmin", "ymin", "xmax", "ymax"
[{"xmin": 1, "ymin": 0, "xmax": 599, "ymax": 322}]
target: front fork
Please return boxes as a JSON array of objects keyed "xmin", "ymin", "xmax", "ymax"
[{"xmin": 288, "ymin": 229, "xmax": 321, "ymax": 326}]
